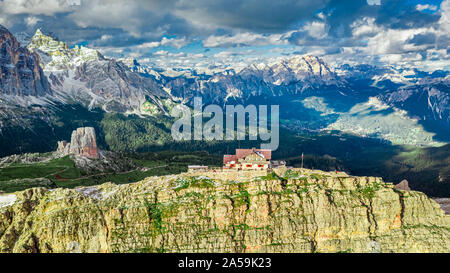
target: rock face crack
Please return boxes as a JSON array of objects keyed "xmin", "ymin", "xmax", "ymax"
[
  {"xmin": 308, "ymin": 194, "xmax": 319, "ymax": 253},
  {"xmin": 394, "ymin": 189, "xmax": 406, "ymax": 228},
  {"xmin": 360, "ymin": 199, "xmax": 378, "ymax": 239}
]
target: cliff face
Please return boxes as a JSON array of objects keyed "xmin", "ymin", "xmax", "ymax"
[
  {"xmin": 0, "ymin": 169, "xmax": 449, "ymax": 253},
  {"xmin": 0, "ymin": 25, "xmax": 51, "ymax": 96}
]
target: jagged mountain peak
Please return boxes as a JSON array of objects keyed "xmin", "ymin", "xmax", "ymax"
[
  {"xmin": 286, "ymin": 54, "xmax": 323, "ymax": 64},
  {"xmin": 28, "ymin": 28, "xmax": 71, "ymax": 55},
  {"xmin": 239, "ymin": 54, "xmax": 340, "ymax": 87},
  {"xmin": 27, "ymin": 29, "xmax": 103, "ymax": 71},
  {"xmin": 276, "ymin": 55, "xmax": 333, "ymax": 75}
]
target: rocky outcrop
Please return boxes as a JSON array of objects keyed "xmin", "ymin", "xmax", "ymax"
[
  {"xmin": 0, "ymin": 25, "xmax": 51, "ymax": 96},
  {"xmin": 394, "ymin": 180, "xmax": 411, "ymax": 191},
  {"xmin": 0, "ymin": 169, "xmax": 448, "ymax": 253},
  {"xmin": 57, "ymin": 127, "xmax": 99, "ymax": 159}
]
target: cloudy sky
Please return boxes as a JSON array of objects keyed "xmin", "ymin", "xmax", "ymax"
[{"xmin": 0, "ymin": 0, "xmax": 448, "ymax": 72}]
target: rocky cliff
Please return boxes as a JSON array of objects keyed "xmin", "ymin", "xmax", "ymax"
[
  {"xmin": 0, "ymin": 25, "xmax": 51, "ymax": 96},
  {"xmin": 57, "ymin": 127, "xmax": 99, "ymax": 159},
  {"xmin": 0, "ymin": 169, "xmax": 448, "ymax": 253}
]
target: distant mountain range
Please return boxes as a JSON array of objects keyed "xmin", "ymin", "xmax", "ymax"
[{"xmin": 0, "ymin": 25, "xmax": 449, "ymax": 154}]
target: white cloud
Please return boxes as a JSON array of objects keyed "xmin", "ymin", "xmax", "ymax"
[
  {"xmin": 136, "ymin": 41, "xmax": 161, "ymax": 49},
  {"xmin": 135, "ymin": 37, "xmax": 189, "ymax": 50},
  {"xmin": 351, "ymin": 17, "xmax": 381, "ymax": 37},
  {"xmin": 365, "ymin": 27, "xmax": 430, "ymax": 55},
  {"xmin": 160, "ymin": 37, "xmax": 188, "ymax": 49},
  {"xmin": 100, "ymin": 35, "xmax": 112, "ymax": 41},
  {"xmin": 302, "ymin": 21, "xmax": 327, "ymax": 39},
  {"xmin": 136, "ymin": 37, "xmax": 189, "ymax": 49},
  {"xmin": 214, "ymin": 51, "xmax": 242, "ymax": 58},
  {"xmin": 317, "ymin": 12, "xmax": 326, "ymax": 20},
  {"xmin": 416, "ymin": 4, "xmax": 438, "ymax": 11},
  {"xmin": 438, "ymin": 0, "xmax": 450, "ymax": 34},
  {"xmin": 153, "ymin": 50, "xmax": 169, "ymax": 56},
  {"xmin": 367, "ymin": 0, "xmax": 381, "ymax": 6},
  {"xmin": 25, "ymin": 16, "xmax": 42, "ymax": 27},
  {"xmin": 0, "ymin": 0, "xmax": 73, "ymax": 16},
  {"xmin": 203, "ymin": 32, "xmax": 288, "ymax": 48},
  {"xmin": 66, "ymin": 0, "xmax": 172, "ymax": 36},
  {"xmin": 303, "ymin": 47, "xmax": 327, "ymax": 56}
]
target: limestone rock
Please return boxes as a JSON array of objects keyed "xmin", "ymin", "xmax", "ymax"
[
  {"xmin": 0, "ymin": 169, "xmax": 448, "ymax": 253},
  {"xmin": 69, "ymin": 127, "xmax": 99, "ymax": 159},
  {"xmin": 56, "ymin": 141, "xmax": 70, "ymax": 155},
  {"xmin": 56, "ymin": 127, "xmax": 99, "ymax": 159},
  {"xmin": 394, "ymin": 180, "xmax": 411, "ymax": 191},
  {"xmin": 0, "ymin": 25, "xmax": 51, "ymax": 96}
]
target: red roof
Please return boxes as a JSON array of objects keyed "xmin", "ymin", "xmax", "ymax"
[
  {"xmin": 236, "ymin": 148, "xmax": 271, "ymax": 160},
  {"xmin": 223, "ymin": 154, "xmax": 237, "ymax": 164},
  {"xmin": 223, "ymin": 148, "xmax": 271, "ymax": 164}
]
